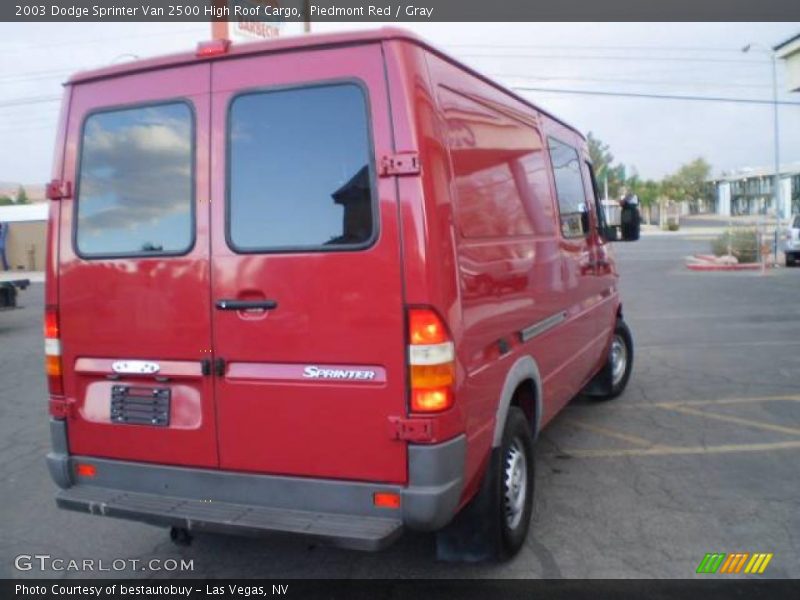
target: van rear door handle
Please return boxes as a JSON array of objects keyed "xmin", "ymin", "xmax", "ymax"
[{"xmin": 215, "ymin": 299, "xmax": 278, "ymax": 311}]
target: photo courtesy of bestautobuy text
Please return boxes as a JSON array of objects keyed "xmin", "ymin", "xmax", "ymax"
[{"xmin": 1, "ymin": 1, "xmax": 799, "ymax": 598}]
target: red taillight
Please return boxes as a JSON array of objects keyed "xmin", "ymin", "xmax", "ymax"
[
  {"xmin": 44, "ymin": 306, "xmax": 64, "ymax": 398},
  {"xmin": 408, "ymin": 308, "xmax": 455, "ymax": 413},
  {"xmin": 196, "ymin": 39, "xmax": 231, "ymax": 58},
  {"xmin": 75, "ymin": 463, "xmax": 96, "ymax": 478},
  {"xmin": 409, "ymin": 308, "xmax": 449, "ymax": 345},
  {"xmin": 373, "ymin": 492, "xmax": 401, "ymax": 509},
  {"xmin": 411, "ymin": 388, "xmax": 453, "ymax": 412},
  {"xmin": 44, "ymin": 308, "xmax": 59, "ymax": 339}
]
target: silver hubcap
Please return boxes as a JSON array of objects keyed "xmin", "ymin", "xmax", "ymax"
[
  {"xmin": 503, "ymin": 439, "xmax": 528, "ymax": 529},
  {"xmin": 610, "ymin": 334, "xmax": 627, "ymax": 386}
]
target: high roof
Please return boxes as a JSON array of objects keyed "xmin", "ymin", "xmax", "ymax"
[{"xmin": 66, "ymin": 27, "xmax": 583, "ymax": 140}]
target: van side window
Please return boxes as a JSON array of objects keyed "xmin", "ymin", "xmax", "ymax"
[
  {"xmin": 75, "ymin": 102, "xmax": 194, "ymax": 257},
  {"xmin": 228, "ymin": 83, "xmax": 375, "ymax": 252},
  {"xmin": 547, "ymin": 137, "xmax": 589, "ymax": 238}
]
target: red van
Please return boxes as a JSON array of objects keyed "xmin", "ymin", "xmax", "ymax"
[{"xmin": 45, "ymin": 28, "xmax": 636, "ymax": 560}]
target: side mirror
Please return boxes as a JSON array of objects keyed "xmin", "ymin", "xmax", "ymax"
[{"xmin": 620, "ymin": 204, "xmax": 640, "ymax": 242}]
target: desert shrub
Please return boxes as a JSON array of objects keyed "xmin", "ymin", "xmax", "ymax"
[
  {"xmin": 667, "ymin": 222, "xmax": 680, "ymax": 231},
  {"xmin": 711, "ymin": 228, "xmax": 759, "ymax": 263}
]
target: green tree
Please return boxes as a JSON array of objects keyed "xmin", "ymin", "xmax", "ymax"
[
  {"xmin": 662, "ymin": 158, "xmax": 712, "ymax": 203},
  {"xmin": 625, "ymin": 176, "xmax": 661, "ymax": 208},
  {"xmin": 0, "ymin": 195, "xmax": 14, "ymax": 206},
  {"xmin": 15, "ymin": 186, "xmax": 29, "ymax": 204},
  {"xmin": 587, "ymin": 132, "xmax": 626, "ymax": 199}
]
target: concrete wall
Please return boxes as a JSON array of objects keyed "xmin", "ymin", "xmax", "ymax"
[{"xmin": 4, "ymin": 221, "xmax": 46, "ymax": 271}]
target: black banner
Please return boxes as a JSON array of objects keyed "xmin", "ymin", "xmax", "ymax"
[
  {"xmin": 4, "ymin": 580, "xmax": 800, "ymax": 600},
  {"xmin": 3, "ymin": 0, "xmax": 800, "ymax": 22}
]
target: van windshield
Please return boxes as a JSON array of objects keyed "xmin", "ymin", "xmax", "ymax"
[
  {"xmin": 75, "ymin": 102, "xmax": 194, "ymax": 257},
  {"xmin": 227, "ymin": 83, "xmax": 375, "ymax": 252}
]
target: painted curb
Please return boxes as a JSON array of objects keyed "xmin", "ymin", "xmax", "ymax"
[{"xmin": 686, "ymin": 263, "xmax": 765, "ymax": 272}]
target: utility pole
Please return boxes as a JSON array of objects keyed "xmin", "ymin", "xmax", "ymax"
[{"xmin": 743, "ymin": 42, "xmax": 782, "ymax": 266}]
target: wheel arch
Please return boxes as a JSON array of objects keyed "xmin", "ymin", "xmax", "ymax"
[{"xmin": 492, "ymin": 355, "xmax": 543, "ymax": 446}]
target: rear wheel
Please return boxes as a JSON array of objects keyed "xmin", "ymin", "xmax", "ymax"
[
  {"xmin": 586, "ymin": 318, "xmax": 633, "ymax": 400},
  {"xmin": 169, "ymin": 526, "xmax": 193, "ymax": 547},
  {"xmin": 436, "ymin": 407, "xmax": 534, "ymax": 561},
  {"xmin": 498, "ymin": 408, "xmax": 534, "ymax": 557}
]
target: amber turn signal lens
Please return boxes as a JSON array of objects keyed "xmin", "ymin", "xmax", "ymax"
[
  {"xmin": 410, "ymin": 363, "xmax": 454, "ymax": 388},
  {"xmin": 45, "ymin": 355, "xmax": 61, "ymax": 377}
]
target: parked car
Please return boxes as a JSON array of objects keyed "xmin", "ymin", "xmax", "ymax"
[
  {"xmin": 0, "ymin": 274, "xmax": 29, "ymax": 310},
  {"xmin": 44, "ymin": 28, "xmax": 636, "ymax": 560},
  {"xmin": 783, "ymin": 215, "xmax": 800, "ymax": 267}
]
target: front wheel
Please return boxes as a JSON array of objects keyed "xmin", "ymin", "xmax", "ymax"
[{"xmin": 587, "ymin": 318, "xmax": 634, "ymax": 400}]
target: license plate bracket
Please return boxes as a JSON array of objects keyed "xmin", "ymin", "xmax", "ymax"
[{"xmin": 110, "ymin": 385, "xmax": 171, "ymax": 427}]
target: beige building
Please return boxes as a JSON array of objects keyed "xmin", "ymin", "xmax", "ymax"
[
  {"xmin": 0, "ymin": 202, "xmax": 48, "ymax": 272},
  {"xmin": 5, "ymin": 221, "xmax": 47, "ymax": 271}
]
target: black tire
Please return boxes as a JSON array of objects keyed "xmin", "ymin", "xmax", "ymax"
[
  {"xmin": 169, "ymin": 526, "xmax": 193, "ymax": 546},
  {"xmin": 587, "ymin": 318, "xmax": 634, "ymax": 401},
  {"xmin": 436, "ymin": 407, "xmax": 534, "ymax": 561},
  {"xmin": 496, "ymin": 407, "xmax": 535, "ymax": 558}
]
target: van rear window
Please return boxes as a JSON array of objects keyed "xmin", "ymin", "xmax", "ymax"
[
  {"xmin": 227, "ymin": 83, "xmax": 375, "ymax": 252},
  {"xmin": 75, "ymin": 102, "xmax": 194, "ymax": 257}
]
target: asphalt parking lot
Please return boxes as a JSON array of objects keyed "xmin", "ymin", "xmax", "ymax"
[{"xmin": 1, "ymin": 227, "xmax": 799, "ymax": 579}]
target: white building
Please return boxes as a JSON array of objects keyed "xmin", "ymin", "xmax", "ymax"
[
  {"xmin": 711, "ymin": 163, "xmax": 800, "ymax": 218},
  {"xmin": 776, "ymin": 33, "xmax": 800, "ymax": 93}
]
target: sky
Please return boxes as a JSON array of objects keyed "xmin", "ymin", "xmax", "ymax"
[{"xmin": 0, "ymin": 21, "xmax": 798, "ymax": 186}]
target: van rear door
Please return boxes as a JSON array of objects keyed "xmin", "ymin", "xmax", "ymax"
[
  {"xmin": 209, "ymin": 45, "xmax": 408, "ymax": 483},
  {"xmin": 58, "ymin": 65, "xmax": 218, "ymax": 467}
]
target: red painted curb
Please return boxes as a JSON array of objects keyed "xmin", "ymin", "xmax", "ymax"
[{"xmin": 686, "ymin": 263, "xmax": 764, "ymax": 272}]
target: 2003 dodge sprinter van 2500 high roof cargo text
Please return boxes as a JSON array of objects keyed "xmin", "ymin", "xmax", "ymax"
[{"xmin": 44, "ymin": 28, "xmax": 638, "ymax": 560}]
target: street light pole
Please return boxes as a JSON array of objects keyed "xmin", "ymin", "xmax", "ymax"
[
  {"xmin": 743, "ymin": 43, "xmax": 782, "ymax": 266},
  {"xmin": 770, "ymin": 52, "xmax": 781, "ymax": 262}
]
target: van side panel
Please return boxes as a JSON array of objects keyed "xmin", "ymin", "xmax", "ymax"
[{"xmin": 423, "ymin": 52, "xmax": 575, "ymax": 498}]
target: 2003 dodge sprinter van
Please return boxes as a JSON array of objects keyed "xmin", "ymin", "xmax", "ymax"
[{"xmin": 45, "ymin": 28, "xmax": 637, "ymax": 559}]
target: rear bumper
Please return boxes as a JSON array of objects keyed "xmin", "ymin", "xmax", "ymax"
[{"xmin": 46, "ymin": 420, "xmax": 466, "ymax": 550}]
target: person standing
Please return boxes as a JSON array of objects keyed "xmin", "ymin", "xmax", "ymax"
[
  {"xmin": 619, "ymin": 189, "xmax": 641, "ymax": 241},
  {"xmin": 0, "ymin": 222, "xmax": 9, "ymax": 271}
]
